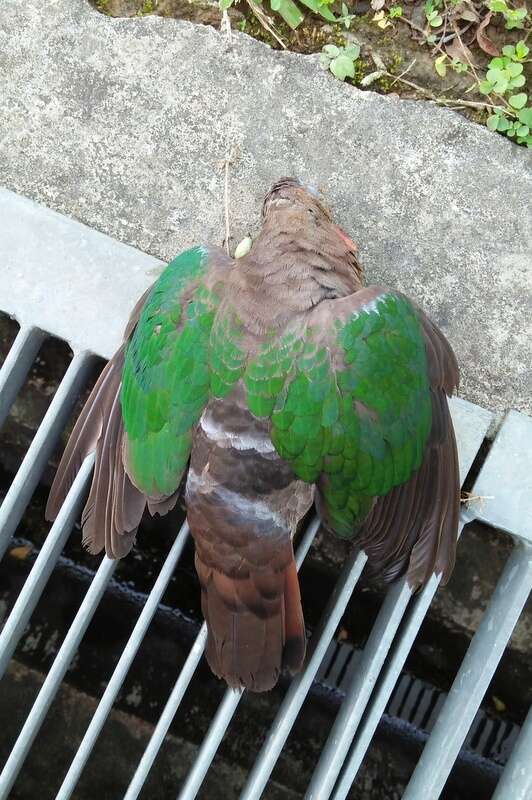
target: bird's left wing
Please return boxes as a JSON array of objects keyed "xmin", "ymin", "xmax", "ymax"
[{"xmin": 46, "ymin": 245, "xmax": 233, "ymax": 557}]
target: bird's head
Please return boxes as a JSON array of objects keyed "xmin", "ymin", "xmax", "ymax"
[
  {"xmin": 262, "ymin": 177, "xmax": 331, "ymax": 220},
  {"xmin": 261, "ymin": 177, "xmax": 358, "ymax": 253}
]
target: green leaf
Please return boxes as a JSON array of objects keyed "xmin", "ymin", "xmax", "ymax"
[
  {"xmin": 509, "ymin": 92, "xmax": 527, "ymax": 109},
  {"xmin": 298, "ymin": 0, "xmax": 336, "ymax": 20},
  {"xmin": 486, "ymin": 67, "xmax": 504, "ymax": 83},
  {"xmin": 493, "ymin": 78, "xmax": 510, "ymax": 94},
  {"xmin": 219, "ymin": 0, "xmax": 233, "ymax": 8},
  {"xmin": 486, "ymin": 114, "xmax": 500, "ymax": 131},
  {"xmin": 516, "ymin": 124, "xmax": 530, "ymax": 137},
  {"xmin": 434, "ymin": 55, "xmax": 447, "ymax": 77},
  {"xmin": 507, "ymin": 62, "xmax": 523, "ymax": 77},
  {"xmin": 429, "ymin": 13, "xmax": 443, "ymax": 25},
  {"xmin": 389, "ymin": 4, "xmax": 403, "ymax": 16},
  {"xmin": 501, "ymin": 44, "xmax": 515, "ymax": 58},
  {"xmin": 344, "ymin": 43, "xmax": 361, "ymax": 59},
  {"xmin": 518, "ymin": 107, "xmax": 532, "ymax": 127},
  {"xmin": 510, "ymin": 75, "xmax": 526, "ymax": 88},
  {"xmin": 488, "ymin": 57, "xmax": 506, "ymax": 69},
  {"xmin": 451, "ymin": 58, "xmax": 468, "ymax": 73},
  {"xmin": 487, "ymin": 0, "xmax": 507, "ymax": 10},
  {"xmin": 330, "ymin": 54, "xmax": 356, "ymax": 81},
  {"xmin": 274, "ymin": 0, "xmax": 304, "ymax": 28},
  {"xmin": 478, "ymin": 80, "xmax": 494, "ymax": 95},
  {"xmin": 323, "ymin": 44, "xmax": 340, "ymax": 57},
  {"xmin": 515, "ymin": 40, "xmax": 529, "ymax": 60},
  {"xmin": 496, "ymin": 115, "xmax": 511, "ymax": 131}
]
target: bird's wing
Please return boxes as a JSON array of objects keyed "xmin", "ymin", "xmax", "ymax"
[
  {"xmin": 268, "ymin": 285, "xmax": 459, "ymax": 588},
  {"xmin": 46, "ymin": 245, "xmax": 233, "ymax": 557}
]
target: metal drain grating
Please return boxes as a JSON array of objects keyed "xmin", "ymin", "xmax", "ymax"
[
  {"xmin": 0, "ymin": 187, "xmax": 531, "ymax": 800},
  {"xmin": 317, "ymin": 641, "xmax": 520, "ymax": 767}
]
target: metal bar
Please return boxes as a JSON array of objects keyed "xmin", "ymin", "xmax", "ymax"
[
  {"xmin": 402, "ymin": 542, "xmax": 532, "ymax": 800},
  {"xmin": 239, "ymin": 548, "xmax": 368, "ymax": 800},
  {"xmin": 0, "ymin": 556, "xmax": 117, "ymax": 800},
  {"xmin": 124, "ymin": 624, "xmax": 209, "ymax": 800},
  {"xmin": 492, "ymin": 704, "xmax": 532, "ymax": 800},
  {"xmin": 306, "ymin": 578, "xmax": 413, "ymax": 799},
  {"xmin": 177, "ymin": 688, "xmax": 243, "ymax": 800},
  {"xmin": 55, "ymin": 522, "xmax": 191, "ymax": 800},
  {"xmin": 0, "ymin": 455, "xmax": 94, "ymax": 681},
  {"xmin": 0, "ymin": 350, "xmax": 94, "ymax": 561},
  {"xmin": 314, "ymin": 515, "xmax": 468, "ymax": 800},
  {"xmin": 175, "ymin": 518, "xmax": 321, "ymax": 800},
  {"xmin": 0, "ymin": 326, "xmax": 46, "ymax": 430},
  {"xmin": 125, "ymin": 518, "xmax": 319, "ymax": 800}
]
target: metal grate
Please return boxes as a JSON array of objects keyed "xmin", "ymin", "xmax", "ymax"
[{"xmin": 0, "ymin": 187, "xmax": 531, "ymax": 800}]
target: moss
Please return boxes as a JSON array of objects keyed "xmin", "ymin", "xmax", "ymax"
[{"xmin": 139, "ymin": 0, "xmax": 155, "ymax": 13}]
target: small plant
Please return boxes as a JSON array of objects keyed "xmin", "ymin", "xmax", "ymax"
[
  {"xmin": 424, "ymin": 0, "xmax": 444, "ymax": 27},
  {"xmin": 473, "ymin": 43, "xmax": 532, "ymax": 146},
  {"xmin": 320, "ymin": 42, "xmax": 361, "ymax": 81},
  {"xmin": 479, "ymin": 53, "xmax": 526, "ymax": 95},
  {"xmin": 487, "ymin": 0, "xmax": 528, "ymax": 30},
  {"xmin": 337, "ymin": 2, "xmax": 357, "ymax": 29},
  {"xmin": 434, "ymin": 54, "xmax": 468, "ymax": 76},
  {"xmin": 219, "ymin": 0, "xmax": 336, "ymax": 29},
  {"xmin": 138, "ymin": 0, "xmax": 154, "ymax": 13}
]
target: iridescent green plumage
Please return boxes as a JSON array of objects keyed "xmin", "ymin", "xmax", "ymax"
[
  {"xmin": 121, "ymin": 247, "xmax": 222, "ymax": 496},
  {"xmin": 47, "ymin": 178, "xmax": 460, "ymax": 694},
  {"xmin": 243, "ymin": 292, "xmax": 432, "ymax": 535},
  {"xmin": 121, "ymin": 253, "xmax": 432, "ymax": 540}
]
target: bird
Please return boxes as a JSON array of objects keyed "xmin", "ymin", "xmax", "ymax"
[{"xmin": 46, "ymin": 177, "xmax": 460, "ymax": 693}]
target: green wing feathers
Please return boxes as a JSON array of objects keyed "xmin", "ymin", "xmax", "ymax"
[
  {"xmin": 122, "ymin": 274, "xmax": 446, "ymax": 548},
  {"xmin": 197, "ymin": 287, "xmax": 436, "ymax": 538},
  {"xmin": 120, "ymin": 246, "xmax": 227, "ymax": 498},
  {"xmin": 271, "ymin": 291, "xmax": 433, "ymax": 535},
  {"xmin": 209, "ymin": 289, "xmax": 437, "ymax": 538}
]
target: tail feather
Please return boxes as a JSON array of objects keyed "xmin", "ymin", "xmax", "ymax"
[{"xmin": 196, "ymin": 551, "xmax": 306, "ymax": 692}]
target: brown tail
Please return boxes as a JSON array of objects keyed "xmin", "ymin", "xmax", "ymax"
[{"xmin": 195, "ymin": 551, "xmax": 306, "ymax": 692}]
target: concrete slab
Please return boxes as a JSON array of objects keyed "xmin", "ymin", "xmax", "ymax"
[
  {"xmin": 0, "ymin": 0, "xmax": 530, "ymax": 421},
  {"xmin": 0, "ymin": 189, "xmax": 162, "ymax": 359}
]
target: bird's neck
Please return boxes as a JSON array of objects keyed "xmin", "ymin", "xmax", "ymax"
[{"xmin": 227, "ymin": 222, "xmax": 363, "ymax": 333}]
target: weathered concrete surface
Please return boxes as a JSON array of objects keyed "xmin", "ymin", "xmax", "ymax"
[{"xmin": 0, "ymin": 0, "xmax": 531, "ymax": 421}]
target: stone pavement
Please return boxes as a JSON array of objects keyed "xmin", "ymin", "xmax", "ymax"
[{"xmin": 0, "ymin": 0, "xmax": 531, "ymax": 422}]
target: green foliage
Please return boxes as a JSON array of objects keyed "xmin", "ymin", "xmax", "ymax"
[
  {"xmin": 218, "ymin": 0, "xmax": 335, "ymax": 29},
  {"xmin": 137, "ymin": 0, "xmax": 154, "ymax": 13},
  {"xmin": 480, "ymin": 55, "xmax": 526, "ymax": 94},
  {"xmin": 430, "ymin": 20, "xmax": 531, "ymax": 148},
  {"xmin": 434, "ymin": 54, "xmax": 468, "ymax": 77},
  {"xmin": 424, "ymin": 0, "xmax": 443, "ymax": 27},
  {"xmin": 270, "ymin": 0, "xmax": 305, "ymax": 28},
  {"xmin": 320, "ymin": 42, "xmax": 361, "ymax": 80},
  {"xmin": 337, "ymin": 2, "xmax": 357, "ymax": 28},
  {"xmin": 502, "ymin": 40, "xmax": 530, "ymax": 61},
  {"xmin": 487, "ymin": 0, "xmax": 528, "ymax": 29},
  {"xmin": 474, "ymin": 44, "xmax": 532, "ymax": 147},
  {"xmin": 451, "ymin": 58, "xmax": 468, "ymax": 73},
  {"xmin": 388, "ymin": 5, "xmax": 403, "ymax": 16}
]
